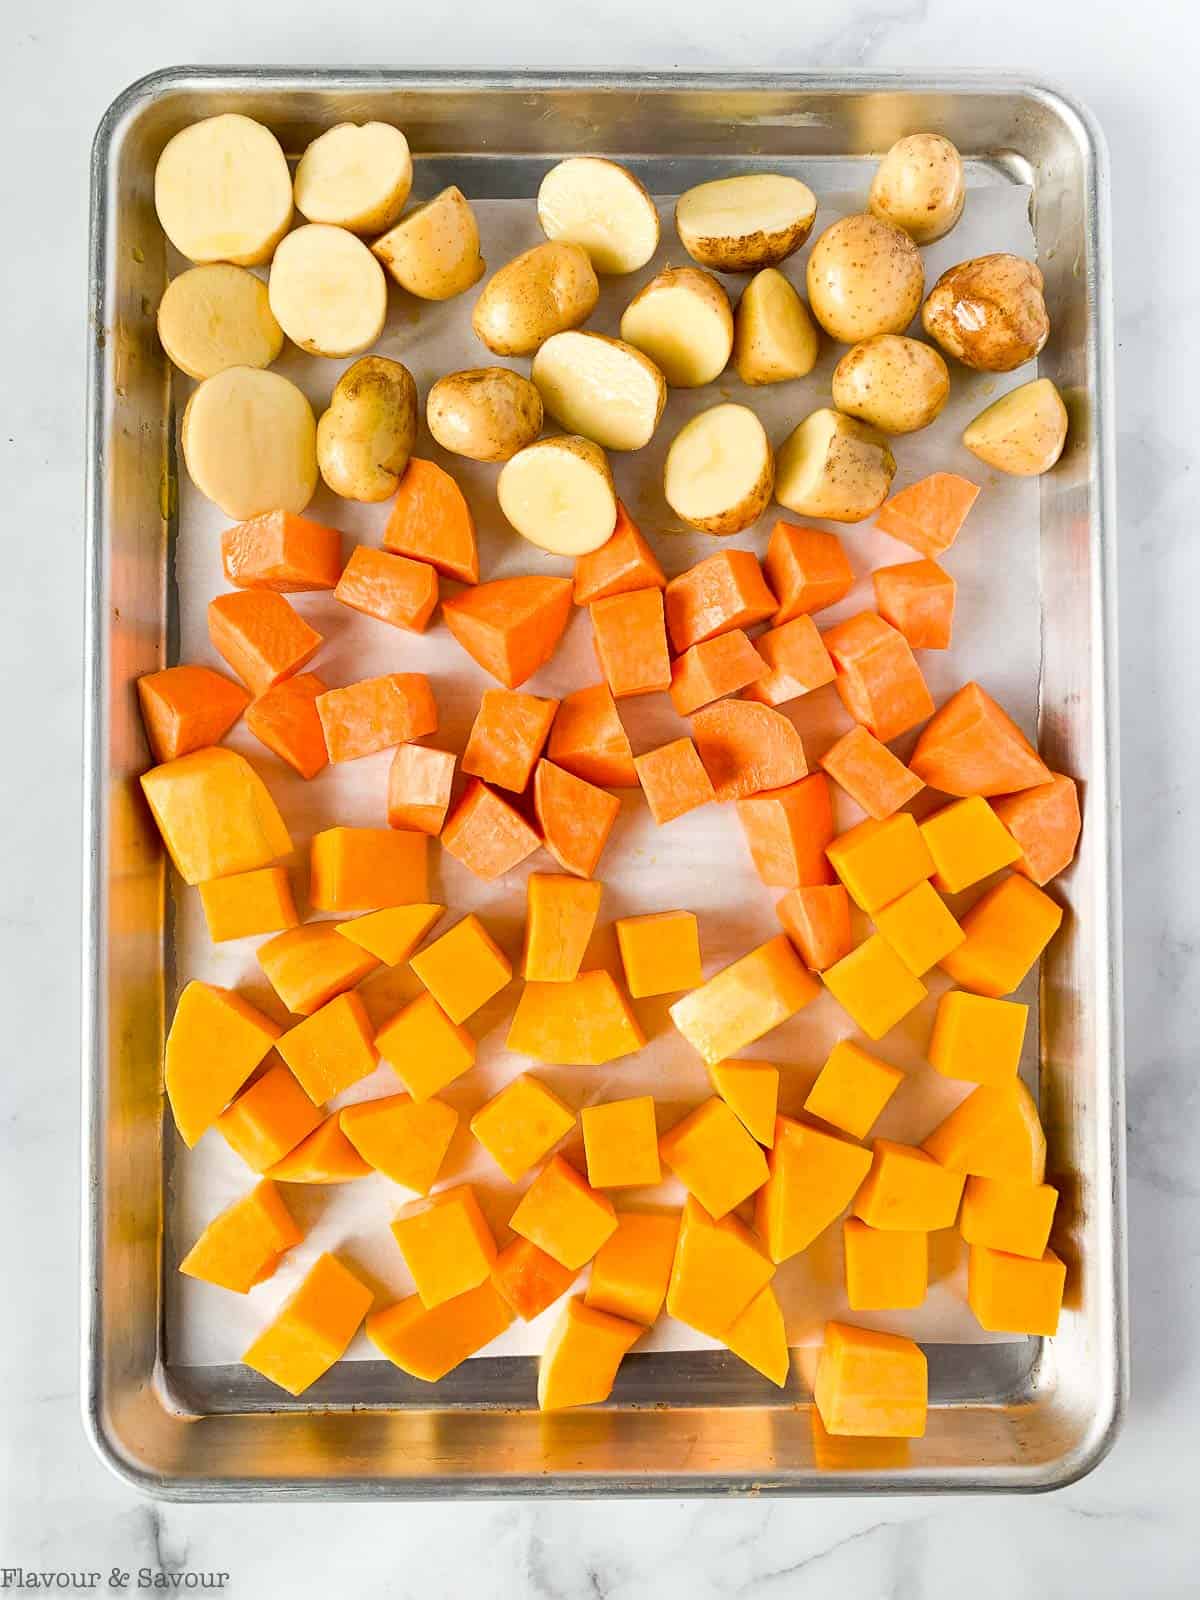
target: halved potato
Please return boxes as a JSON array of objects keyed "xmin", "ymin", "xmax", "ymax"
[
  {"xmin": 923, "ymin": 254, "xmax": 1050, "ymax": 372},
  {"xmin": 807, "ymin": 214, "xmax": 924, "ymax": 343},
  {"xmin": 675, "ymin": 174, "xmax": 817, "ymax": 272},
  {"xmin": 663, "ymin": 403, "xmax": 774, "ymax": 536},
  {"xmin": 472, "ymin": 241, "xmax": 600, "ymax": 357},
  {"xmin": 267, "ymin": 224, "xmax": 388, "ymax": 357},
  {"xmin": 732, "ymin": 268, "xmax": 819, "ymax": 385},
  {"xmin": 619, "ymin": 266, "xmax": 733, "ymax": 388},
  {"xmin": 774, "ymin": 407, "xmax": 895, "ymax": 523},
  {"xmin": 531, "ymin": 331, "xmax": 666, "ymax": 451},
  {"xmin": 427, "ymin": 367, "xmax": 544, "ymax": 462},
  {"xmin": 154, "ymin": 114, "xmax": 293, "ymax": 266},
  {"xmin": 869, "ymin": 133, "xmax": 966, "ymax": 245},
  {"xmin": 497, "ymin": 435, "xmax": 617, "ymax": 555},
  {"xmin": 537, "ymin": 158, "xmax": 660, "ymax": 275},
  {"xmin": 293, "ymin": 122, "xmax": 413, "ymax": 235},
  {"xmin": 317, "ymin": 356, "xmax": 417, "ymax": 501},
  {"xmin": 372, "ymin": 186, "xmax": 485, "ymax": 300},
  {"xmin": 182, "ymin": 367, "xmax": 317, "ymax": 519},
  {"xmin": 157, "ymin": 264, "xmax": 284, "ymax": 380},
  {"xmin": 831, "ymin": 335, "xmax": 950, "ymax": 435},
  {"xmin": 962, "ymin": 378, "xmax": 1068, "ymax": 476}
]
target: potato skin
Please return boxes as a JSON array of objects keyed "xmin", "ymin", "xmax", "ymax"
[
  {"xmin": 775, "ymin": 408, "xmax": 896, "ymax": 523},
  {"xmin": 372, "ymin": 186, "xmax": 485, "ymax": 301},
  {"xmin": 806, "ymin": 214, "xmax": 924, "ymax": 344},
  {"xmin": 472, "ymin": 241, "xmax": 599, "ymax": 356},
  {"xmin": 316, "ymin": 356, "xmax": 417, "ymax": 502},
  {"xmin": 426, "ymin": 367, "xmax": 544, "ymax": 463},
  {"xmin": 869, "ymin": 133, "xmax": 966, "ymax": 245},
  {"xmin": 922, "ymin": 254, "xmax": 1050, "ymax": 372},
  {"xmin": 962, "ymin": 378, "xmax": 1068, "ymax": 476},
  {"xmin": 831, "ymin": 335, "xmax": 950, "ymax": 435}
]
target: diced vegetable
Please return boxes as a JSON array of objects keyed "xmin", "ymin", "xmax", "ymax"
[
  {"xmin": 873, "ymin": 880, "xmax": 965, "ymax": 976},
  {"xmin": 664, "ymin": 550, "xmax": 776, "ymax": 653},
  {"xmin": 573, "ymin": 502, "xmax": 666, "ymax": 604},
  {"xmin": 659, "ymin": 1097, "xmax": 769, "ymax": 1220},
  {"xmin": 198, "ymin": 865, "xmax": 298, "ymax": 942},
  {"xmin": 844, "ymin": 1220, "xmax": 927, "ymax": 1311},
  {"xmin": 220, "ymin": 510, "xmax": 344, "ymax": 592},
  {"xmin": 581, "ymin": 1096, "xmax": 661, "ymax": 1188},
  {"xmin": 827, "ymin": 813, "xmax": 934, "ymax": 913},
  {"xmin": 492, "ymin": 1239, "xmax": 577, "ymax": 1322},
  {"xmin": 510, "ymin": 1156, "xmax": 618, "ymax": 1270},
  {"xmin": 366, "ymin": 1284, "xmax": 512, "ymax": 1381},
  {"xmin": 334, "ymin": 546, "xmax": 438, "ymax": 632},
  {"xmin": 265, "ymin": 1114, "xmax": 372, "ymax": 1183},
  {"xmin": 590, "ymin": 589, "xmax": 672, "ymax": 698},
  {"xmin": 178, "ymin": 1180, "xmax": 302, "ymax": 1294},
  {"xmin": 967, "ymin": 1245, "xmax": 1065, "ymax": 1336},
  {"xmin": 309, "ymin": 826, "xmax": 428, "ymax": 911},
  {"xmin": 823, "ymin": 935, "xmax": 928, "ymax": 1041},
  {"xmin": 470, "ymin": 1074, "xmax": 576, "ymax": 1182},
  {"xmin": 667, "ymin": 1197, "xmax": 775, "ymax": 1338},
  {"xmin": 548, "ymin": 683, "xmax": 638, "ymax": 788},
  {"xmin": 242, "ymin": 1254, "xmax": 373, "ymax": 1396},
  {"xmin": 208, "ymin": 589, "xmax": 323, "ymax": 697},
  {"xmin": 708, "ymin": 1060, "xmax": 778, "ymax": 1146},
  {"xmin": 803, "ymin": 1040, "xmax": 905, "ymax": 1141},
  {"xmin": 537, "ymin": 1298, "xmax": 642, "ymax": 1411},
  {"xmin": 813, "ymin": 1321, "xmax": 927, "ymax": 1438},
  {"xmin": 614, "ymin": 910, "xmax": 702, "ymax": 998},
  {"xmin": 852, "ymin": 1139, "xmax": 965, "ymax": 1231},
  {"xmin": 669, "ymin": 629, "xmax": 767, "ymax": 715},
  {"xmin": 257, "ymin": 923, "xmax": 379, "ymax": 1016},
  {"xmin": 670, "ymin": 935, "xmax": 818, "ymax": 1065},
  {"xmin": 276, "ymin": 992, "xmax": 377, "ymax": 1104},
  {"xmin": 391, "ymin": 1186, "xmax": 497, "ymax": 1309},
  {"xmin": 339, "ymin": 1094, "xmax": 458, "ymax": 1194},
  {"xmin": 743, "ymin": 616, "xmax": 836, "ymax": 706},
  {"xmin": 382, "ymin": 457, "xmax": 479, "ymax": 584},
  {"xmin": 736, "ymin": 772, "xmax": 834, "ymax": 888},
  {"xmin": 875, "ymin": 471, "xmax": 979, "ymax": 556},
  {"xmin": 216, "ymin": 1061, "xmax": 323, "ymax": 1172},
  {"xmin": 164, "ymin": 981, "xmax": 282, "ymax": 1147},
  {"xmin": 873, "ymin": 558, "xmax": 956, "ymax": 650},
  {"xmin": 922, "ymin": 1080, "xmax": 1047, "ymax": 1184},
  {"xmin": 334, "ymin": 905, "xmax": 444, "ymax": 966},
  {"xmin": 763, "ymin": 521, "xmax": 853, "ymax": 621},
  {"xmin": 507, "ymin": 971, "xmax": 645, "ymax": 1066},
  {"xmin": 410, "ymin": 914, "xmax": 512, "ymax": 1024},
  {"xmin": 386, "ymin": 746, "xmax": 456, "ymax": 834},
  {"xmin": 441, "ymin": 779, "xmax": 542, "ymax": 880},
  {"xmin": 909, "ymin": 681, "xmax": 1050, "ymax": 797},
  {"xmin": 534, "ymin": 760, "xmax": 620, "ymax": 878},
  {"xmin": 823, "ymin": 612, "xmax": 934, "ymax": 743},
  {"xmin": 522, "ymin": 874, "xmax": 603, "ymax": 983},
  {"xmin": 442, "ymin": 575, "xmax": 573, "ymax": 688},
  {"xmin": 375, "ymin": 993, "xmax": 476, "ymax": 1101},
  {"xmin": 692, "ymin": 700, "xmax": 807, "ymax": 802},
  {"xmin": 141, "ymin": 747, "xmax": 292, "ymax": 885},
  {"xmin": 462, "ymin": 689, "xmax": 558, "ymax": 793},
  {"xmin": 585, "ymin": 1212, "xmax": 679, "ymax": 1326},
  {"xmin": 315, "ymin": 673, "xmax": 436, "ymax": 763},
  {"xmin": 245, "ymin": 672, "xmax": 329, "ymax": 779},
  {"xmin": 137, "ymin": 664, "xmax": 249, "ymax": 763},
  {"xmin": 939, "ymin": 874, "xmax": 1062, "ymax": 996},
  {"xmin": 776, "ymin": 884, "xmax": 853, "ymax": 972},
  {"xmin": 633, "ymin": 737, "xmax": 716, "ymax": 824},
  {"xmin": 754, "ymin": 1117, "xmax": 872, "ymax": 1262},
  {"xmin": 990, "ymin": 774, "xmax": 1081, "ymax": 886},
  {"xmin": 818, "ymin": 723, "xmax": 923, "ymax": 820}
]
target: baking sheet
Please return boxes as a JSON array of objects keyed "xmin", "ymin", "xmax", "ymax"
[{"xmin": 167, "ymin": 178, "xmax": 1041, "ymax": 1369}]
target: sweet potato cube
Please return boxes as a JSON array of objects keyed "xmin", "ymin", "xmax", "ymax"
[
  {"xmin": 334, "ymin": 905, "xmax": 444, "ymax": 966},
  {"xmin": 216, "ymin": 1060, "xmax": 323, "ymax": 1170},
  {"xmin": 910, "ymin": 682, "xmax": 1050, "ymax": 797},
  {"xmin": 819, "ymin": 723, "xmax": 923, "ymax": 821},
  {"xmin": 743, "ymin": 616, "xmax": 836, "ymax": 706},
  {"xmin": 922, "ymin": 1081, "xmax": 1047, "ymax": 1184},
  {"xmin": 615, "ymin": 910, "xmax": 702, "ymax": 998},
  {"xmin": 523, "ymin": 874, "xmax": 603, "ymax": 982},
  {"xmin": 582, "ymin": 1096, "xmax": 661, "ymax": 1189},
  {"xmin": 874, "ymin": 881, "xmax": 965, "ymax": 976},
  {"xmin": 708, "ymin": 1060, "xmax": 779, "ymax": 1146},
  {"xmin": 585, "ymin": 1211, "xmax": 679, "ymax": 1326},
  {"xmin": 510, "ymin": 1155, "xmax": 617, "ymax": 1270},
  {"xmin": 634, "ymin": 737, "xmax": 715, "ymax": 824},
  {"xmin": 199, "ymin": 865, "xmax": 298, "ymax": 943},
  {"xmin": 692, "ymin": 699, "xmax": 808, "ymax": 802},
  {"xmin": 386, "ymin": 745, "xmax": 456, "ymax": 835},
  {"xmin": 165, "ymin": 981, "xmax": 282, "ymax": 1147},
  {"xmin": 659, "ymin": 1097, "xmax": 768, "ymax": 1218},
  {"xmin": 137, "ymin": 664, "xmax": 250, "ymax": 764},
  {"xmin": 391, "ymin": 1185, "xmax": 497, "ymax": 1308},
  {"xmin": 875, "ymin": 471, "xmax": 979, "ymax": 557},
  {"xmin": 813, "ymin": 1321, "xmax": 928, "ymax": 1438},
  {"xmin": 763, "ymin": 521, "xmax": 853, "ymax": 623},
  {"xmin": 929, "ymin": 990, "xmax": 1028, "ymax": 1086},
  {"xmin": 245, "ymin": 671, "xmax": 329, "ymax": 779},
  {"xmin": 737, "ymin": 773, "xmax": 834, "ymax": 888},
  {"xmin": 276, "ymin": 992, "xmax": 377, "ymax": 1105},
  {"xmin": 853, "ymin": 1139, "xmax": 965, "ymax": 1231},
  {"xmin": 242, "ymin": 1254, "xmax": 373, "ymax": 1395},
  {"xmin": 921, "ymin": 796, "xmax": 1022, "ymax": 894},
  {"xmin": 823, "ymin": 935, "xmax": 928, "ymax": 1041},
  {"xmin": 826, "ymin": 814, "xmax": 935, "ymax": 914},
  {"xmin": 960, "ymin": 1176, "xmax": 1059, "ymax": 1260},
  {"xmin": 573, "ymin": 502, "xmax": 665, "ymax": 603},
  {"xmin": 534, "ymin": 759, "xmax": 620, "ymax": 878},
  {"xmin": 754, "ymin": 1115, "xmax": 873, "ymax": 1262},
  {"xmin": 538, "ymin": 1297, "xmax": 643, "ymax": 1410},
  {"xmin": 178, "ymin": 1180, "xmax": 303, "ymax": 1294},
  {"xmin": 374, "ymin": 993, "xmax": 476, "ymax": 1102},
  {"xmin": 469, "ymin": 1073, "xmax": 576, "ymax": 1182},
  {"xmin": 507, "ymin": 971, "xmax": 645, "ymax": 1066},
  {"xmin": 141, "ymin": 747, "xmax": 292, "ymax": 885},
  {"xmin": 462, "ymin": 689, "xmax": 557, "ymax": 793},
  {"xmin": 334, "ymin": 545, "xmax": 438, "ymax": 633},
  {"xmin": 221, "ymin": 509, "xmax": 344, "ymax": 591},
  {"xmin": 208, "ymin": 590, "xmax": 323, "ymax": 696},
  {"xmin": 968, "ymin": 1244, "xmax": 1066, "ymax": 1336},
  {"xmin": 666, "ymin": 1196, "xmax": 775, "ymax": 1338},
  {"xmin": 725, "ymin": 1285, "xmax": 789, "ymax": 1387},
  {"xmin": 410, "ymin": 913, "xmax": 512, "ymax": 1024},
  {"xmin": 316, "ymin": 673, "xmax": 437, "ymax": 763},
  {"xmin": 441, "ymin": 779, "xmax": 542, "ymax": 881},
  {"xmin": 669, "ymin": 629, "xmax": 767, "ymax": 715},
  {"xmin": 990, "ymin": 774, "xmax": 1081, "ymax": 887},
  {"xmin": 265, "ymin": 1113, "xmax": 371, "ymax": 1182},
  {"xmin": 777, "ymin": 885, "xmax": 853, "ymax": 972},
  {"xmin": 442, "ymin": 575, "xmax": 573, "ymax": 688},
  {"xmin": 310, "ymin": 827, "xmax": 428, "ymax": 913},
  {"xmin": 492, "ymin": 1238, "xmax": 578, "ymax": 1322},
  {"xmin": 338, "ymin": 1093, "xmax": 458, "ymax": 1194},
  {"xmin": 590, "ymin": 589, "xmax": 671, "ymax": 698},
  {"xmin": 258, "ymin": 923, "xmax": 379, "ymax": 1016},
  {"xmin": 940, "ymin": 875, "xmax": 1063, "ymax": 997},
  {"xmin": 843, "ymin": 1219, "xmax": 927, "ymax": 1310},
  {"xmin": 665, "ymin": 549, "xmax": 777, "ymax": 652},
  {"xmin": 367, "ymin": 1283, "xmax": 512, "ymax": 1380},
  {"xmin": 547, "ymin": 683, "xmax": 638, "ymax": 788},
  {"xmin": 804, "ymin": 1040, "xmax": 905, "ymax": 1141},
  {"xmin": 383, "ymin": 457, "xmax": 479, "ymax": 585},
  {"xmin": 823, "ymin": 612, "xmax": 934, "ymax": 744},
  {"xmin": 670, "ymin": 935, "xmax": 819, "ymax": 1065},
  {"xmin": 873, "ymin": 558, "xmax": 956, "ymax": 650}
]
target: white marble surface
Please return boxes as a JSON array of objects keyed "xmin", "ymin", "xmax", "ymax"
[{"xmin": 1, "ymin": 1, "xmax": 1196, "ymax": 1594}]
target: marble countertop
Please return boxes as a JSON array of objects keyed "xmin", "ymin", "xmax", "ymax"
[{"xmin": 3, "ymin": 1, "xmax": 1195, "ymax": 1593}]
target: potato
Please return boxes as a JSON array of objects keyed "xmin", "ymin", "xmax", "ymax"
[
  {"xmin": 426, "ymin": 367, "xmax": 543, "ymax": 463},
  {"xmin": 732, "ymin": 268, "xmax": 819, "ymax": 385},
  {"xmin": 831, "ymin": 335, "xmax": 950, "ymax": 435},
  {"xmin": 157, "ymin": 264, "xmax": 284, "ymax": 380},
  {"xmin": 471, "ymin": 241, "xmax": 599, "ymax": 357},
  {"xmin": 293, "ymin": 122, "xmax": 412, "ymax": 236},
  {"xmin": 267, "ymin": 223, "xmax": 388, "ymax": 358},
  {"xmin": 663, "ymin": 403, "xmax": 774, "ymax": 536},
  {"xmin": 619, "ymin": 266, "xmax": 733, "ymax": 388},
  {"xmin": 774, "ymin": 407, "xmax": 895, "ymax": 523},
  {"xmin": 962, "ymin": 378, "xmax": 1068, "ymax": 476},
  {"xmin": 537, "ymin": 158, "xmax": 660, "ymax": 275},
  {"xmin": 675, "ymin": 174, "xmax": 817, "ymax": 272},
  {"xmin": 497, "ymin": 435, "xmax": 617, "ymax": 555},
  {"xmin": 154, "ymin": 114, "xmax": 293, "ymax": 267},
  {"xmin": 922, "ymin": 254, "xmax": 1050, "ymax": 372},
  {"xmin": 372, "ymin": 186, "xmax": 485, "ymax": 301},
  {"xmin": 317, "ymin": 356, "xmax": 417, "ymax": 501},
  {"xmin": 869, "ymin": 133, "xmax": 966, "ymax": 245},
  {"xmin": 181, "ymin": 367, "xmax": 316, "ymax": 519},
  {"xmin": 806, "ymin": 214, "xmax": 924, "ymax": 343},
  {"xmin": 531, "ymin": 332, "xmax": 666, "ymax": 452}
]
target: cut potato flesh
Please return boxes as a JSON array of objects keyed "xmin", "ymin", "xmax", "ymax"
[
  {"xmin": 498, "ymin": 435, "xmax": 617, "ymax": 555},
  {"xmin": 732, "ymin": 268, "xmax": 819, "ymax": 385},
  {"xmin": 372, "ymin": 186, "xmax": 485, "ymax": 301},
  {"xmin": 181, "ymin": 366, "xmax": 317, "ymax": 520},
  {"xmin": 157, "ymin": 264, "xmax": 284, "ymax": 380},
  {"xmin": 293, "ymin": 121, "xmax": 413, "ymax": 235},
  {"xmin": 619, "ymin": 268, "xmax": 733, "ymax": 388},
  {"xmin": 664, "ymin": 403, "xmax": 774, "ymax": 536},
  {"xmin": 531, "ymin": 331, "xmax": 666, "ymax": 451},
  {"xmin": 268, "ymin": 224, "xmax": 388, "ymax": 357},
  {"xmin": 537, "ymin": 157, "xmax": 661, "ymax": 275},
  {"xmin": 775, "ymin": 408, "xmax": 896, "ymax": 523},
  {"xmin": 962, "ymin": 379, "xmax": 1068, "ymax": 477},
  {"xmin": 154, "ymin": 114, "xmax": 293, "ymax": 267},
  {"xmin": 675, "ymin": 174, "xmax": 817, "ymax": 272}
]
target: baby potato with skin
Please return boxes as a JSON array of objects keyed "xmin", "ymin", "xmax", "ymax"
[
  {"xmin": 775, "ymin": 407, "xmax": 896, "ymax": 523},
  {"xmin": 869, "ymin": 133, "xmax": 966, "ymax": 245},
  {"xmin": 182, "ymin": 367, "xmax": 317, "ymax": 520},
  {"xmin": 531, "ymin": 332, "xmax": 666, "ymax": 452},
  {"xmin": 293, "ymin": 122, "xmax": 413, "ymax": 236},
  {"xmin": 832, "ymin": 335, "xmax": 950, "ymax": 435},
  {"xmin": 498, "ymin": 435, "xmax": 618, "ymax": 556},
  {"xmin": 317, "ymin": 356, "xmax": 417, "ymax": 501},
  {"xmin": 372, "ymin": 186, "xmax": 485, "ymax": 301},
  {"xmin": 537, "ymin": 158, "xmax": 661, "ymax": 274},
  {"xmin": 962, "ymin": 378, "xmax": 1068, "ymax": 476},
  {"xmin": 664, "ymin": 403, "xmax": 774, "ymax": 536},
  {"xmin": 732, "ymin": 268, "xmax": 820, "ymax": 385},
  {"xmin": 426, "ymin": 367, "xmax": 544, "ymax": 463},
  {"xmin": 807, "ymin": 213, "xmax": 924, "ymax": 344},
  {"xmin": 923, "ymin": 254, "xmax": 1050, "ymax": 372},
  {"xmin": 154, "ymin": 113, "xmax": 293, "ymax": 266},
  {"xmin": 675, "ymin": 174, "xmax": 818, "ymax": 271},
  {"xmin": 472, "ymin": 241, "xmax": 600, "ymax": 357},
  {"xmin": 268, "ymin": 223, "xmax": 388, "ymax": 358},
  {"xmin": 157, "ymin": 264, "xmax": 284, "ymax": 380},
  {"xmin": 619, "ymin": 266, "xmax": 734, "ymax": 388}
]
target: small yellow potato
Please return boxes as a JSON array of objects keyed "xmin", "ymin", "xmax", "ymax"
[
  {"xmin": 181, "ymin": 366, "xmax": 317, "ymax": 519},
  {"xmin": 774, "ymin": 407, "xmax": 896, "ymax": 523},
  {"xmin": 869, "ymin": 133, "xmax": 966, "ymax": 245},
  {"xmin": 293, "ymin": 122, "xmax": 413, "ymax": 236},
  {"xmin": 732, "ymin": 268, "xmax": 820, "ymax": 385},
  {"xmin": 619, "ymin": 266, "xmax": 733, "ymax": 388},
  {"xmin": 675, "ymin": 174, "xmax": 817, "ymax": 272},
  {"xmin": 531, "ymin": 331, "xmax": 666, "ymax": 452},
  {"xmin": 317, "ymin": 356, "xmax": 417, "ymax": 501},
  {"xmin": 537, "ymin": 158, "xmax": 660, "ymax": 275},
  {"xmin": 372, "ymin": 186, "xmax": 485, "ymax": 301},
  {"xmin": 806, "ymin": 214, "xmax": 924, "ymax": 344},
  {"xmin": 663, "ymin": 403, "xmax": 774, "ymax": 536},
  {"xmin": 831, "ymin": 334, "xmax": 950, "ymax": 435},
  {"xmin": 426, "ymin": 367, "xmax": 544, "ymax": 463},
  {"xmin": 156, "ymin": 264, "xmax": 284, "ymax": 380},
  {"xmin": 472, "ymin": 241, "xmax": 599, "ymax": 357},
  {"xmin": 268, "ymin": 224, "xmax": 388, "ymax": 358},
  {"xmin": 962, "ymin": 378, "xmax": 1068, "ymax": 476},
  {"xmin": 497, "ymin": 435, "xmax": 617, "ymax": 555},
  {"xmin": 154, "ymin": 114, "xmax": 293, "ymax": 267},
  {"xmin": 923, "ymin": 254, "xmax": 1050, "ymax": 372}
]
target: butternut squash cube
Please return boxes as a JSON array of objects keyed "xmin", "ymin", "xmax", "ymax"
[
  {"xmin": 538, "ymin": 1297, "xmax": 644, "ymax": 1410},
  {"xmin": 581, "ymin": 1096, "xmax": 661, "ymax": 1188},
  {"xmin": 242, "ymin": 1253, "xmax": 373, "ymax": 1396},
  {"xmin": 813, "ymin": 1320, "xmax": 928, "ymax": 1438},
  {"xmin": 216, "ymin": 1060, "xmax": 323, "ymax": 1171},
  {"xmin": 754, "ymin": 1115, "xmax": 873, "ymax": 1263},
  {"xmin": 366, "ymin": 1281, "xmax": 513, "ymax": 1381},
  {"xmin": 826, "ymin": 814, "xmax": 935, "ymax": 915},
  {"xmin": 310, "ymin": 826, "xmax": 428, "ymax": 911},
  {"xmin": 410, "ymin": 913, "xmax": 512, "ymax": 1023},
  {"xmin": 873, "ymin": 881, "xmax": 965, "ymax": 976},
  {"xmin": 258, "ymin": 922, "xmax": 379, "ymax": 1016},
  {"xmin": 659, "ymin": 1097, "xmax": 769, "ymax": 1219},
  {"xmin": 968, "ymin": 1244, "xmax": 1066, "ymax": 1336},
  {"xmin": 374, "ymin": 992, "xmax": 476, "ymax": 1101},
  {"xmin": 492, "ymin": 1238, "xmax": 578, "ymax": 1321},
  {"xmin": 276, "ymin": 992, "xmax": 377, "ymax": 1105},
  {"xmin": 179, "ymin": 1180, "xmax": 302, "ymax": 1294},
  {"xmin": 199, "ymin": 866, "xmax": 298, "ymax": 942},
  {"xmin": 852, "ymin": 1139, "xmax": 965, "ymax": 1231},
  {"xmin": 920, "ymin": 794, "xmax": 1022, "ymax": 894},
  {"xmin": 338, "ymin": 1093, "xmax": 458, "ymax": 1194},
  {"xmin": 507, "ymin": 971, "xmax": 645, "ymax": 1066},
  {"xmin": 922, "ymin": 1081, "xmax": 1046, "ymax": 1184},
  {"xmin": 928, "ymin": 990, "xmax": 1028, "ymax": 1086},
  {"xmin": 615, "ymin": 910, "xmax": 703, "ymax": 999},
  {"xmin": 669, "ymin": 934, "xmax": 819, "ymax": 1065},
  {"xmin": 509, "ymin": 1155, "xmax": 617, "ymax": 1270},
  {"xmin": 469, "ymin": 1073, "xmax": 576, "ymax": 1182},
  {"xmin": 165, "ymin": 981, "xmax": 282, "ymax": 1147},
  {"xmin": 940, "ymin": 875, "xmax": 1063, "ymax": 997},
  {"xmin": 585, "ymin": 1211, "xmax": 680, "ymax": 1326},
  {"xmin": 725, "ymin": 1285, "xmax": 789, "ymax": 1388},
  {"xmin": 391, "ymin": 1185, "xmax": 498, "ymax": 1309},
  {"xmin": 666, "ymin": 1196, "xmax": 775, "ymax": 1338},
  {"xmin": 708, "ymin": 1059, "xmax": 779, "ymax": 1146},
  {"xmin": 843, "ymin": 1218, "xmax": 928, "ymax": 1310},
  {"xmin": 522, "ymin": 874, "xmax": 603, "ymax": 982},
  {"xmin": 140, "ymin": 747, "xmax": 292, "ymax": 885},
  {"xmin": 823, "ymin": 935, "xmax": 928, "ymax": 1040},
  {"xmin": 265, "ymin": 1113, "xmax": 371, "ymax": 1183},
  {"xmin": 334, "ymin": 904, "xmax": 444, "ymax": 965},
  {"xmin": 803, "ymin": 1040, "xmax": 904, "ymax": 1141},
  {"xmin": 960, "ymin": 1176, "xmax": 1059, "ymax": 1260}
]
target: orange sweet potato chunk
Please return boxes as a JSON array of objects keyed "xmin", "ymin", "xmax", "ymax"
[
  {"xmin": 823, "ymin": 612, "xmax": 934, "ymax": 743},
  {"xmin": 441, "ymin": 779, "xmax": 542, "ymax": 880},
  {"xmin": 316, "ymin": 673, "xmax": 437, "ymax": 763},
  {"xmin": 910, "ymin": 682, "xmax": 1051, "ymax": 797},
  {"xmin": 875, "ymin": 472, "xmax": 979, "ymax": 557},
  {"xmin": 207, "ymin": 590, "xmax": 323, "ymax": 697},
  {"xmin": 548, "ymin": 684, "xmax": 638, "ymax": 788},
  {"xmin": 137, "ymin": 664, "xmax": 250, "ymax": 763},
  {"xmin": 140, "ymin": 747, "xmax": 292, "ymax": 884},
  {"xmin": 743, "ymin": 616, "xmax": 836, "ymax": 706},
  {"xmin": 245, "ymin": 671, "xmax": 329, "ymax": 780},
  {"xmin": 777, "ymin": 884, "xmax": 853, "ymax": 971},
  {"xmin": 573, "ymin": 501, "xmax": 666, "ymax": 604},
  {"xmin": 386, "ymin": 744, "xmax": 456, "ymax": 834},
  {"xmin": 990, "ymin": 773, "xmax": 1082, "ymax": 886},
  {"xmin": 692, "ymin": 700, "xmax": 807, "ymax": 802},
  {"xmin": 737, "ymin": 773, "xmax": 834, "ymax": 888},
  {"xmin": 220, "ymin": 510, "xmax": 343, "ymax": 592},
  {"xmin": 634, "ymin": 738, "xmax": 716, "ymax": 824},
  {"xmin": 534, "ymin": 760, "xmax": 620, "ymax": 878},
  {"xmin": 382, "ymin": 456, "xmax": 479, "ymax": 584},
  {"xmin": 463, "ymin": 689, "xmax": 559, "ymax": 793},
  {"xmin": 664, "ymin": 550, "xmax": 776, "ymax": 653},
  {"xmin": 763, "ymin": 521, "xmax": 854, "ymax": 622},
  {"xmin": 443, "ymin": 576, "xmax": 573, "ymax": 688},
  {"xmin": 670, "ymin": 629, "xmax": 767, "ymax": 715},
  {"xmin": 591, "ymin": 589, "xmax": 672, "ymax": 698},
  {"xmin": 819, "ymin": 724, "xmax": 923, "ymax": 820},
  {"xmin": 334, "ymin": 546, "xmax": 438, "ymax": 633},
  {"xmin": 873, "ymin": 559, "xmax": 956, "ymax": 651}
]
